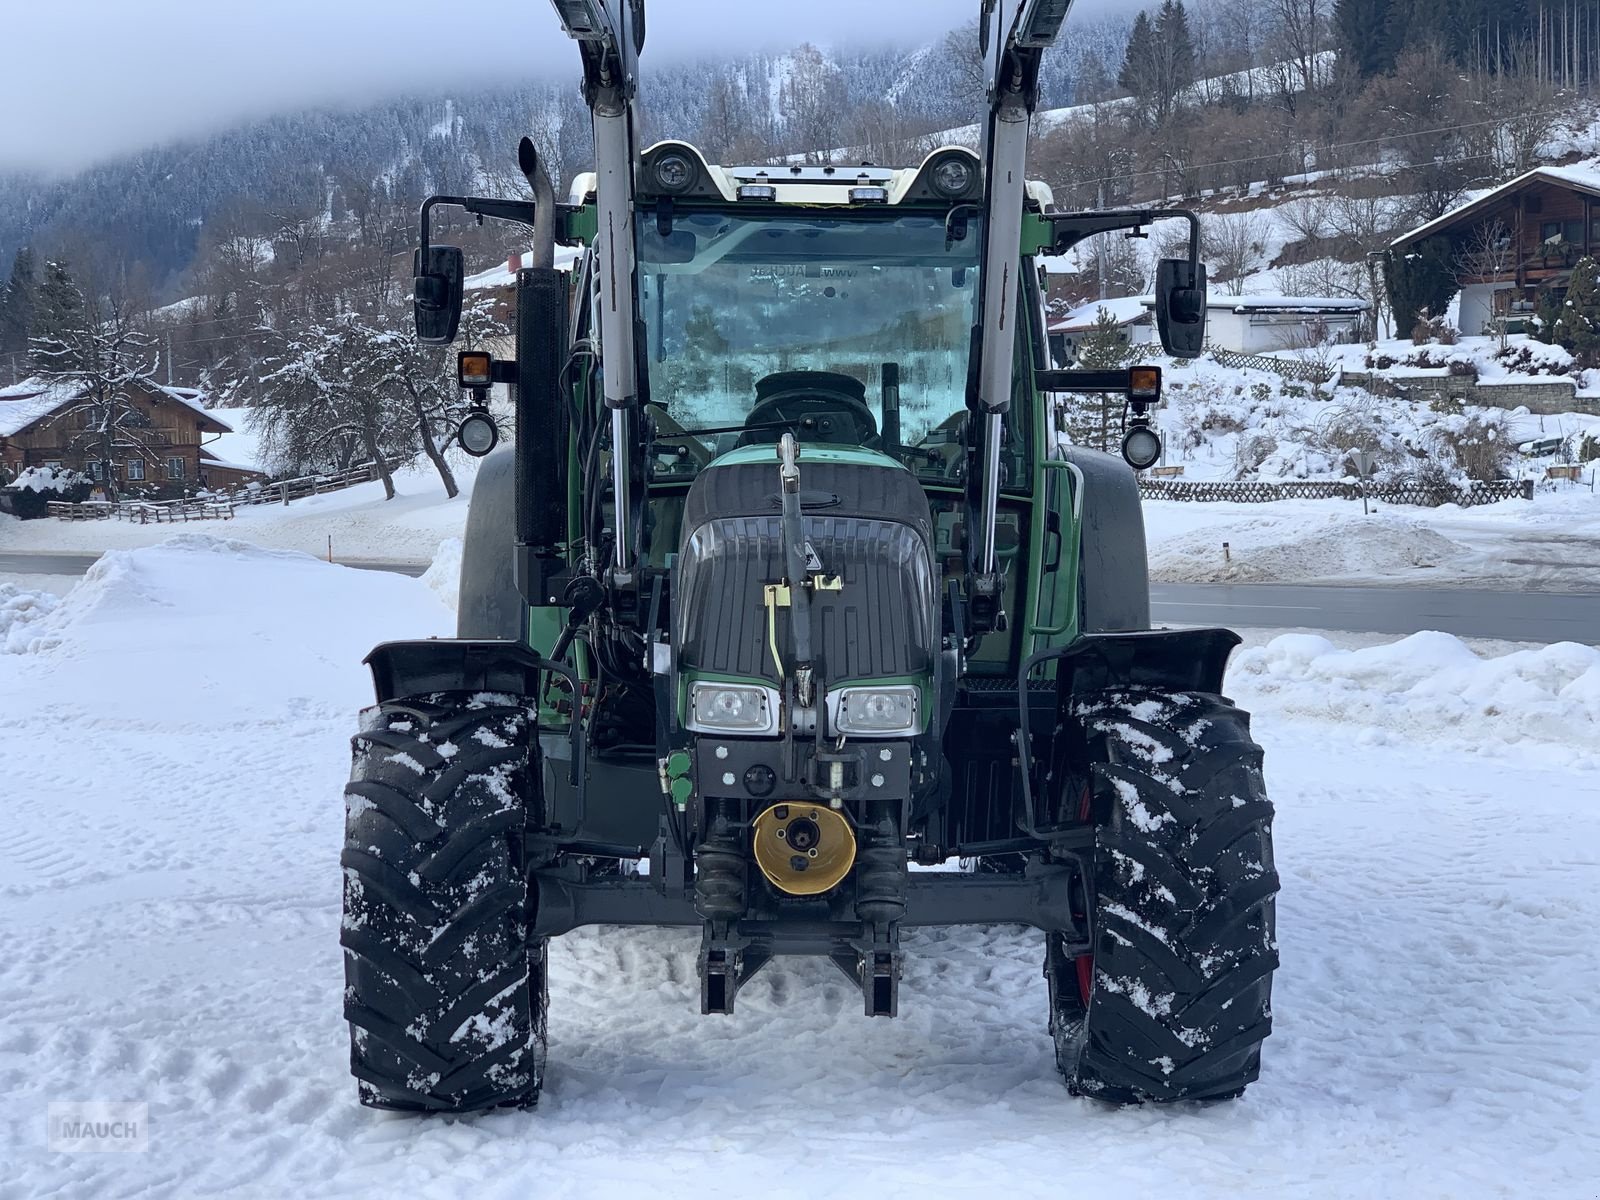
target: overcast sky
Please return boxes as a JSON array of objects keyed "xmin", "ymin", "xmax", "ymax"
[{"xmin": 5, "ymin": 0, "xmax": 1140, "ymax": 175}]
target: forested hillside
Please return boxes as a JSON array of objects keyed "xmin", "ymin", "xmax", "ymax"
[{"xmin": 0, "ymin": 23, "xmax": 1117, "ymax": 300}]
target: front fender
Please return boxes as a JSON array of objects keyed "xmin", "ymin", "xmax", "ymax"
[
  {"xmin": 364, "ymin": 638, "xmax": 558, "ymax": 703},
  {"xmin": 1015, "ymin": 628, "xmax": 1244, "ymax": 839}
]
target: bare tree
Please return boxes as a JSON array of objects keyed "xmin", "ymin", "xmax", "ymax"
[
  {"xmin": 1318, "ymin": 192, "xmax": 1406, "ymax": 339},
  {"xmin": 368, "ymin": 294, "xmax": 510, "ymax": 500},
  {"xmin": 1454, "ymin": 219, "xmax": 1520, "ymax": 347},
  {"xmin": 1266, "ymin": 0, "xmax": 1329, "ymax": 96},
  {"xmin": 782, "ymin": 44, "xmax": 847, "ymax": 161},
  {"xmin": 258, "ymin": 311, "xmax": 414, "ymax": 499},
  {"xmin": 1280, "ymin": 193, "xmax": 1334, "ymax": 245},
  {"xmin": 1202, "ymin": 212, "xmax": 1271, "ymax": 295},
  {"xmin": 30, "ymin": 287, "xmax": 162, "ymax": 503},
  {"xmin": 1487, "ymin": 46, "xmax": 1562, "ymax": 176},
  {"xmin": 933, "ymin": 26, "xmax": 988, "ymax": 117},
  {"xmin": 846, "ymin": 102, "xmax": 938, "ymax": 170}
]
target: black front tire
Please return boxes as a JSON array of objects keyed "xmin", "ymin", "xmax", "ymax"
[
  {"xmin": 1051, "ymin": 690, "xmax": 1278, "ymax": 1103},
  {"xmin": 341, "ymin": 694, "xmax": 546, "ymax": 1112}
]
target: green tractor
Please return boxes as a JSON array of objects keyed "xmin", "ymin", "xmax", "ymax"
[{"xmin": 340, "ymin": 0, "xmax": 1277, "ymax": 1112}]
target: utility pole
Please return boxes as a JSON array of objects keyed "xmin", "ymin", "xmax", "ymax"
[{"xmin": 1097, "ymin": 181, "xmax": 1108, "ymax": 301}]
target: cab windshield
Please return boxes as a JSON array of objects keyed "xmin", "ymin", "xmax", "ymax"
[{"xmin": 636, "ymin": 209, "xmax": 987, "ymax": 478}]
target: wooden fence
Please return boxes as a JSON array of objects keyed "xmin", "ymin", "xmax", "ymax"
[
  {"xmin": 47, "ymin": 498, "xmax": 237, "ymax": 522},
  {"xmin": 221, "ymin": 462, "xmax": 389, "ymax": 507},
  {"xmin": 1209, "ymin": 347, "xmax": 1335, "ymax": 384},
  {"xmin": 1138, "ymin": 478, "xmax": 1534, "ymax": 508}
]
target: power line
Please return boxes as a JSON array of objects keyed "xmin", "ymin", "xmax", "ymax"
[{"xmin": 1051, "ymin": 98, "xmax": 1590, "ymax": 191}]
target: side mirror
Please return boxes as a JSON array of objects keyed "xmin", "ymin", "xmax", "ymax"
[
  {"xmin": 413, "ymin": 245, "xmax": 464, "ymax": 345},
  {"xmin": 1155, "ymin": 258, "xmax": 1208, "ymax": 359}
]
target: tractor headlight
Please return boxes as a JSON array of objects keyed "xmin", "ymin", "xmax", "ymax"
[
  {"xmin": 687, "ymin": 682, "xmax": 780, "ymax": 735},
  {"xmin": 457, "ymin": 410, "xmax": 500, "ymax": 457},
  {"xmin": 831, "ymin": 686, "xmax": 920, "ymax": 737}
]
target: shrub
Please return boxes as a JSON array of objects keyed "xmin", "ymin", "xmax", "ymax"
[
  {"xmin": 1446, "ymin": 360, "xmax": 1480, "ymax": 379},
  {"xmin": 0, "ymin": 467, "xmax": 93, "ymax": 520},
  {"xmin": 1233, "ymin": 434, "xmax": 1278, "ymax": 478},
  {"xmin": 1390, "ymin": 457, "xmax": 1462, "ymax": 504},
  {"xmin": 1432, "ymin": 412, "xmax": 1514, "ymax": 482}
]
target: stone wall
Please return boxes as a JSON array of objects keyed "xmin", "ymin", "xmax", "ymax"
[{"xmin": 1341, "ymin": 371, "xmax": 1597, "ymax": 415}]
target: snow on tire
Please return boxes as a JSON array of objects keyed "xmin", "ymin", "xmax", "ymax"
[
  {"xmin": 340, "ymin": 693, "xmax": 546, "ymax": 1112},
  {"xmin": 1053, "ymin": 690, "xmax": 1278, "ymax": 1104}
]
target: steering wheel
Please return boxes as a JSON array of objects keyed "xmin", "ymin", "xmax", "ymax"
[{"xmin": 741, "ymin": 371, "xmax": 880, "ymax": 446}]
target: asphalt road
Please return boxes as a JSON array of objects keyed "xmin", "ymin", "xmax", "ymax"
[
  {"xmin": 1151, "ymin": 582, "xmax": 1600, "ymax": 644},
  {"xmin": 5, "ymin": 550, "xmax": 1594, "ymax": 644}
]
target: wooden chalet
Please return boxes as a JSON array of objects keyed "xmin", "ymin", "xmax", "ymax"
[
  {"xmin": 1390, "ymin": 163, "xmax": 1600, "ymax": 337},
  {"xmin": 0, "ymin": 377, "xmax": 264, "ymax": 493}
]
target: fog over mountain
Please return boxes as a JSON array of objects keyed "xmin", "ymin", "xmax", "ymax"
[{"xmin": 5, "ymin": 0, "xmax": 1146, "ymax": 173}]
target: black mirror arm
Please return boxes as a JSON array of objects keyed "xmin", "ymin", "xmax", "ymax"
[
  {"xmin": 418, "ymin": 195, "xmax": 544, "ymax": 262},
  {"xmin": 1044, "ymin": 208, "xmax": 1200, "ymax": 268}
]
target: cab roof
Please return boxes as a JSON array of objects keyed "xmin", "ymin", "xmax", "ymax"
[{"xmin": 567, "ymin": 142, "xmax": 1056, "ymax": 211}]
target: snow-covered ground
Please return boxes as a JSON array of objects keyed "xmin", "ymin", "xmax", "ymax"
[
  {"xmin": 1, "ymin": 537, "xmax": 1597, "ymax": 1197},
  {"xmin": 1144, "ymin": 488, "xmax": 1600, "ymax": 589},
  {"xmin": 0, "ymin": 460, "xmax": 474, "ymax": 563}
]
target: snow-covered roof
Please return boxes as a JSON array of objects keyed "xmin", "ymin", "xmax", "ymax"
[
  {"xmin": 464, "ymin": 244, "xmax": 582, "ymax": 291},
  {"xmin": 1194, "ymin": 295, "xmax": 1367, "ymax": 315},
  {"xmin": 0, "ymin": 376, "xmax": 231, "ymax": 439},
  {"xmin": 203, "ymin": 407, "xmax": 266, "ymax": 475},
  {"xmin": 199, "ymin": 447, "xmax": 264, "ymax": 474},
  {"xmin": 155, "ymin": 385, "xmax": 232, "ymax": 431},
  {"xmin": 1392, "ymin": 161, "xmax": 1600, "ymax": 249},
  {"xmin": 1050, "ymin": 296, "xmax": 1155, "ymax": 333},
  {"xmin": 0, "ymin": 378, "xmax": 85, "ymax": 437}
]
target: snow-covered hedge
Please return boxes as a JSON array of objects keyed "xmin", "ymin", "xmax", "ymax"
[{"xmin": 0, "ymin": 467, "xmax": 92, "ymax": 519}]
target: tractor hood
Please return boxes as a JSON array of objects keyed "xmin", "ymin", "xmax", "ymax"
[{"xmin": 674, "ymin": 446, "xmax": 937, "ymax": 695}]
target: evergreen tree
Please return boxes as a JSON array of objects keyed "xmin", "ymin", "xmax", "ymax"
[
  {"xmin": 1532, "ymin": 287, "xmax": 1564, "ymax": 346},
  {"xmin": 1383, "ymin": 237, "xmax": 1459, "ymax": 337},
  {"xmin": 1334, "ymin": 0, "xmax": 1399, "ymax": 78},
  {"xmin": 1118, "ymin": 12, "xmax": 1160, "ymax": 122},
  {"xmin": 0, "ymin": 247, "xmax": 36, "ymax": 360},
  {"xmin": 29, "ymin": 260, "xmax": 85, "ymax": 368},
  {"xmin": 1063, "ymin": 308, "xmax": 1137, "ymax": 451},
  {"xmin": 1153, "ymin": 0, "xmax": 1197, "ymax": 120},
  {"xmin": 1550, "ymin": 257, "xmax": 1600, "ymax": 367}
]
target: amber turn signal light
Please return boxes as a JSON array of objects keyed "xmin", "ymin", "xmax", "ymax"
[{"xmin": 458, "ymin": 351, "xmax": 494, "ymax": 389}]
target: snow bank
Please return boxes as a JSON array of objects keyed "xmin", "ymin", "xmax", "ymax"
[
  {"xmin": 1149, "ymin": 508, "xmax": 1468, "ymax": 583},
  {"xmin": 1232, "ymin": 631, "xmax": 1600, "ymax": 754},
  {"xmin": 7, "ymin": 534, "xmax": 452, "ymax": 721},
  {"xmin": 420, "ymin": 536, "xmax": 462, "ymax": 613},
  {"xmin": 0, "ymin": 582, "xmax": 59, "ymax": 653}
]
